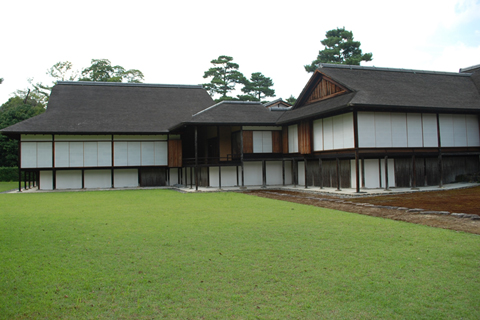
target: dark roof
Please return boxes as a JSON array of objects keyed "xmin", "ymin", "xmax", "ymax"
[
  {"xmin": 1, "ymin": 81, "xmax": 214, "ymax": 134},
  {"xmin": 170, "ymin": 101, "xmax": 285, "ymax": 129},
  {"xmin": 280, "ymin": 64, "xmax": 480, "ymax": 123}
]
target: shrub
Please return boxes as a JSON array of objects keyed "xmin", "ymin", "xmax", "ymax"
[{"xmin": 0, "ymin": 167, "xmax": 19, "ymax": 181}]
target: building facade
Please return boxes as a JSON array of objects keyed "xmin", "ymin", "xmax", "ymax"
[{"xmin": 2, "ymin": 64, "xmax": 480, "ymax": 191}]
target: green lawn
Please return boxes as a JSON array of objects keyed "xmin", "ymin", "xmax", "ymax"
[
  {"xmin": 0, "ymin": 181, "xmax": 18, "ymax": 193},
  {"xmin": 0, "ymin": 190, "xmax": 479, "ymax": 319}
]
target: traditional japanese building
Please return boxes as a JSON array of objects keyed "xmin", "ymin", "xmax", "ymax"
[{"xmin": 2, "ymin": 64, "xmax": 480, "ymax": 191}]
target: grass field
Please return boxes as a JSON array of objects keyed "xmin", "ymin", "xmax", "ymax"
[
  {"xmin": 1, "ymin": 190, "xmax": 479, "ymax": 319},
  {"xmin": 0, "ymin": 181, "xmax": 18, "ymax": 193}
]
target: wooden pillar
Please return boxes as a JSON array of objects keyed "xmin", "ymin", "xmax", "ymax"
[
  {"xmin": 82, "ymin": 169, "xmax": 85, "ymax": 189},
  {"xmin": 355, "ymin": 152, "xmax": 360, "ymax": 193},
  {"xmin": 195, "ymin": 126, "xmax": 198, "ymax": 191},
  {"xmin": 411, "ymin": 155, "xmax": 417, "ymax": 189},
  {"xmin": 436, "ymin": 113, "xmax": 443, "ymax": 188},
  {"xmin": 384, "ymin": 156, "xmax": 390, "ymax": 191},
  {"xmin": 353, "ymin": 111, "xmax": 360, "ymax": 193},
  {"xmin": 378, "ymin": 159, "xmax": 382, "ymax": 188},
  {"xmin": 111, "ymin": 135, "xmax": 114, "ymax": 188},
  {"xmin": 319, "ymin": 158, "xmax": 323, "ymax": 189},
  {"xmin": 438, "ymin": 154, "xmax": 443, "ymax": 188},
  {"xmin": 240, "ymin": 128, "xmax": 244, "ymax": 187},
  {"xmin": 219, "ymin": 165, "xmax": 222, "ymax": 189},
  {"xmin": 236, "ymin": 165, "xmax": 239, "ymax": 187},
  {"xmin": 361, "ymin": 158, "xmax": 365, "ymax": 188},
  {"xmin": 261, "ymin": 160, "xmax": 266, "ymax": 188},
  {"xmin": 52, "ymin": 134, "xmax": 57, "ymax": 190},
  {"xmin": 190, "ymin": 167, "xmax": 193, "ymax": 189},
  {"xmin": 336, "ymin": 157, "xmax": 341, "ymax": 191},
  {"xmin": 282, "ymin": 159, "xmax": 285, "ymax": 186}
]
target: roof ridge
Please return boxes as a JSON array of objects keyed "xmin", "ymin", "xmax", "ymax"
[
  {"xmin": 319, "ymin": 63, "xmax": 471, "ymax": 77},
  {"xmin": 193, "ymin": 100, "xmax": 263, "ymax": 117},
  {"xmin": 57, "ymin": 81, "xmax": 203, "ymax": 89}
]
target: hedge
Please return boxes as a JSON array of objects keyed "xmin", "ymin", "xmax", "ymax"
[{"xmin": 0, "ymin": 167, "xmax": 19, "ymax": 181}]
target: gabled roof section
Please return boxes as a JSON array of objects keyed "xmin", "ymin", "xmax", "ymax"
[
  {"xmin": 317, "ymin": 64, "xmax": 480, "ymax": 110},
  {"xmin": 170, "ymin": 101, "xmax": 285, "ymax": 130},
  {"xmin": 1, "ymin": 81, "xmax": 214, "ymax": 135},
  {"xmin": 293, "ymin": 69, "xmax": 351, "ymax": 109},
  {"xmin": 264, "ymin": 98, "xmax": 292, "ymax": 110}
]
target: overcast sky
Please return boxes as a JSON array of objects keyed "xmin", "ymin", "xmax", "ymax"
[{"xmin": 1, "ymin": 0, "xmax": 479, "ymax": 105}]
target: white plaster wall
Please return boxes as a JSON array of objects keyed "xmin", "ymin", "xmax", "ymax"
[
  {"xmin": 84, "ymin": 170, "xmax": 111, "ymax": 189},
  {"xmin": 363, "ymin": 159, "xmax": 381, "ymax": 188},
  {"xmin": 39, "ymin": 170, "xmax": 53, "ymax": 190},
  {"xmin": 154, "ymin": 142, "xmax": 168, "ymax": 165},
  {"xmin": 380, "ymin": 159, "xmax": 396, "ymax": 188},
  {"xmin": 209, "ymin": 166, "xmax": 237, "ymax": 187},
  {"xmin": 466, "ymin": 115, "xmax": 480, "ymax": 146},
  {"xmin": 114, "ymin": 169, "xmax": 138, "ymax": 187},
  {"xmin": 56, "ymin": 170, "xmax": 82, "ymax": 189},
  {"xmin": 313, "ymin": 119, "xmax": 323, "ymax": 151},
  {"xmin": 288, "ymin": 125, "xmax": 298, "ymax": 153},
  {"xmin": 21, "ymin": 142, "xmax": 37, "ymax": 168},
  {"xmin": 169, "ymin": 168, "xmax": 179, "ymax": 186},
  {"xmin": 297, "ymin": 161, "xmax": 305, "ymax": 186},
  {"xmin": 358, "ymin": 112, "xmax": 376, "ymax": 147},
  {"xmin": 141, "ymin": 142, "xmax": 155, "ymax": 166},
  {"xmin": 422, "ymin": 114, "xmax": 438, "ymax": 147},
  {"xmin": 266, "ymin": 161, "xmax": 283, "ymax": 185},
  {"xmin": 244, "ymin": 161, "xmax": 263, "ymax": 186},
  {"xmin": 407, "ymin": 113, "xmax": 423, "ymax": 147},
  {"xmin": 391, "ymin": 113, "xmax": 408, "ymax": 147},
  {"xmin": 55, "ymin": 142, "xmax": 70, "ymax": 167}
]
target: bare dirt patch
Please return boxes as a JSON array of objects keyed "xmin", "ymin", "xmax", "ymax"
[{"xmin": 243, "ymin": 187, "xmax": 480, "ymax": 235}]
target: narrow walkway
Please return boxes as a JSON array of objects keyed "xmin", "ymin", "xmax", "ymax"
[{"xmin": 7, "ymin": 182, "xmax": 479, "ymax": 196}]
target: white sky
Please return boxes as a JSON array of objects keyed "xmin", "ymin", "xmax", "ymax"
[{"xmin": 1, "ymin": 0, "xmax": 479, "ymax": 105}]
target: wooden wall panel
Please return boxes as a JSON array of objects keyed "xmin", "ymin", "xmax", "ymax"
[
  {"xmin": 242, "ymin": 131, "xmax": 253, "ymax": 154},
  {"xmin": 168, "ymin": 140, "xmax": 182, "ymax": 167},
  {"xmin": 272, "ymin": 131, "xmax": 282, "ymax": 153},
  {"xmin": 298, "ymin": 120, "xmax": 312, "ymax": 154}
]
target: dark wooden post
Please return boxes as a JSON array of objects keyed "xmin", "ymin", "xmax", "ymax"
[
  {"xmin": 82, "ymin": 169, "xmax": 85, "ymax": 189},
  {"xmin": 262, "ymin": 160, "xmax": 266, "ymax": 188},
  {"xmin": 282, "ymin": 159, "xmax": 285, "ymax": 186},
  {"xmin": 18, "ymin": 139, "xmax": 22, "ymax": 192},
  {"xmin": 195, "ymin": 126, "xmax": 198, "ymax": 191},
  {"xmin": 411, "ymin": 155, "xmax": 417, "ymax": 189},
  {"xmin": 384, "ymin": 156, "xmax": 390, "ymax": 191},
  {"xmin": 378, "ymin": 159, "xmax": 382, "ymax": 188},
  {"xmin": 219, "ymin": 165, "xmax": 222, "ymax": 189},
  {"xmin": 353, "ymin": 111, "xmax": 360, "ymax": 193},
  {"xmin": 190, "ymin": 167, "xmax": 193, "ymax": 189},
  {"xmin": 361, "ymin": 158, "xmax": 365, "ymax": 188},
  {"xmin": 438, "ymin": 154, "xmax": 443, "ymax": 188},
  {"xmin": 336, "ymin": 157, "xmax": 341, "ymax": 191},
  {"xmin": 111, "ymin": 135, "xmax": 114, "ymax": 188},
  {"xmin": 436, "ymin": 113, "xmax": 443, "ymax": 188},
  {"xmin": 240, "ymin": 129, "xmax": 244, "ymax": 187}
]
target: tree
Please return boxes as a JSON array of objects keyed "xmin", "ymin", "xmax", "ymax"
[
  {"xmin": 305, "ymin": 27, "xmax": 373, "ymax": 72},
  {"xmin": 0, "ymin": 78, "xmax": 3, "ymax": 84},
  {"xmin": 0, "ymin": 94, "xmax": 46, "ymax": 167},
  {"xmin": 286, "ymin": 95, "xmax": 297, "ymax": 105},
  {"xmin": 79, "ymin": 59, "xmax": 144, "ymax": 83},
  {"xmin": 202, "ymin": 55, "xmax": 246, "ymax": 101},
  {"xmin": 239, "ymin": 72, "xmax": 275, "ymax": 102}
]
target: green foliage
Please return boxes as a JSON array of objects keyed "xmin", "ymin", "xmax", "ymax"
[
  {"xmin": 240, "ymin": 72, "xmax": 275, "ymax": 102},
  {"xmin": 0, "ymin": 96, "xmax": 45, "ymax": 167},
  {"xmin": 202, "ymin": 55, "xmax": 246, "ymax": 100},
  {"xmin": 305, "ymin": 27, "xmax": 373, "ymax": 72},
  {"xmin": 79, "ymin": 59, "xmax": 144, "ymax": 83},
  {"xmin": 0, "ymin": 190, "xmax": 479, "ymax": 319},
  {"xmin": 286, "ymin": 95, "xmax": 297, "ymax": 105},
  {"xmin": 0, "ymin": 168, "xmax": 18, "ymax": 182},
  {"xmin": 0, "ymin": 78, "xmax": 3, "ymax": 84}
]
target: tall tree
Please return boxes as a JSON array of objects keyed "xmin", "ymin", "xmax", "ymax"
[
  {"xmin": 239, "ymin": 72, "xmax": 275, "ymax": 102},
  {"xmin": 0, "ymin": 93, "xmax": 46, "ymax": 167},
  {"xmin": 32, "ymin": 61, "xmax": 79, "ymax": 102},
  {"xmin": 79, "ymin": 59, "xmax": 144, "ymax": 83},
  {"xmin": 202, "ymin": 55, "xmax": 246, "ymax": 101},
  {"xmin": 286, "ymin": 95, "xmax": 297, "ymax": 105},
  {"xmin": 305, "ymin": 27, "xmax": 373, "ymax": 72}
]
